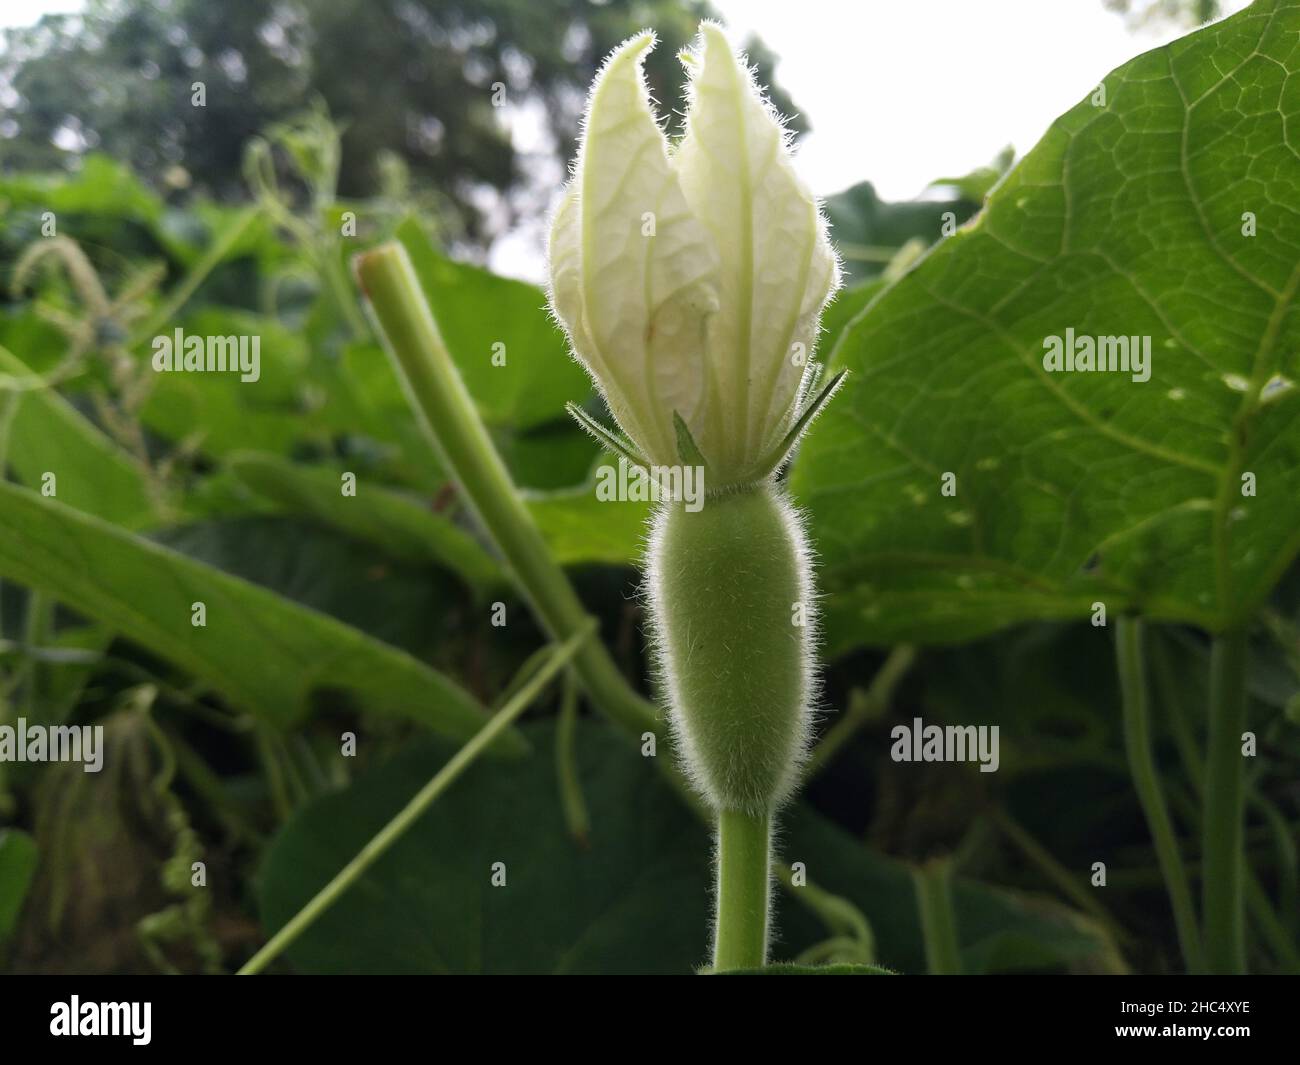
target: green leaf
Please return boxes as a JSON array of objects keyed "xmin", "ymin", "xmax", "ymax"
[
  {"xmin": 824, "ymin": 181, "xmax": 981, "ymax": 285},
  {"xmin": 395, "ymin": 218, "xmax": 592, "ymax": 430},
  {"xmin": 0, "ymin": 830, "xmax": 38, "ymax": 944},
  {"xmin": 140, "ymin": 309, "xmax": 315, "ymax": 458},
  {"xmin": 0, "ymin": 155, "xmax": 163, "ymax": 226},
  {"xmin": 258, "ymin": 719, "xmax": 1108, "ymax": 974},
  {"xmin": 777, "ymin": 802, "xmax": 1110, "ymax": 975},
  {"xmin": 821, "ymin": 278, "xmax": 887, "ymax": 353},
  {"xmin": 0, "ymin": 346, "xmax": 160, "ymax": 528},
  {"xmin": 794, "ymin": 0, "xmax": 1300, "ymax": 650},
  {"xmin": 154, "ymin": 516, "xmax": 466, "ymax": 658},
  {"xmin": 0, "ymin": 481, "xmax": 524, "ymax": 751},
  {"xmin": 259, "ymin": 720, "xmax": 708, "ymax": 974},
  {"xmin": 226, "ymin": 452, "xmax": 502, "ymax": 591},
  {"xmin": 527, "ymin": 482, "xmax": 650, "ymax": 566},
  {"xmin": 492, "ymin": 418, "xmax": 600, "ymax": 491}
]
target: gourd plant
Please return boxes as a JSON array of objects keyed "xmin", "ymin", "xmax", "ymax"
[
  {"xmin": 548, "ymin": 24, "xmax": 845, "ymax": 968},
  {"xmin": 362, "ymin": 23, "xmax": 842, "ymax": 971},
  {"xmin": 350, "ymin": 4, "xmax": 1300, "ymax": 974}
]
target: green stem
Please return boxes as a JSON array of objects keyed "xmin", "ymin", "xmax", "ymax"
[
  {"xmin": 1203, "ymin": 627, "xmax": 1248, "ymax": 973},
  {"xmin": 714, "ymin": 808, "xmax": 771, "ymax": 971},
  {"xmin": 555, "ymin": 670, "xmax": 590, "ymax": 845},
  {"xmin": 1115, "ymin": 616, "xmax": 1202, "ymax": 971},
  {"xmin": 913, "ymin": 858, "xmax": 962, "ymax": 975},
  {"xmin": 353, "ymin": 244, "xmax": 656, "ymax": 741},
  {"xmin": 1155, "ymin": 636, "xmax": 1292, "ymax": 967},
  {"xmin": 239, "ymin": 624, "xmax": 591, "ymax": 975}
]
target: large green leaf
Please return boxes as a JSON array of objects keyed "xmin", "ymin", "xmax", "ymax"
[
  {"xmin": 153, "ymin": 516, "xmax": 468, "ymax": 659},
  {"xmin": 0, "ymin": 346, "xmax": 160, "ymax": 529},
  {"xmin": 258, "ymin": 720, "xmax": 1107, "ymax": 974},
  {"xmin": 396, "ymin": 218, "xmax": 593, "ymax": 430},
  {"xmin": 794, "ymin": 0, "xmax": 1300, "ymax": 650},
  {"xmin": 0, "ymin": 481, "xmax": 523, "ymax": 751}
]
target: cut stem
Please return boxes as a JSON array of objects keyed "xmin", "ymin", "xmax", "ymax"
[
  {"xmin": 1203, "ymin": 627, "xmax": 1248, "ymax": 973},
  {"xmin": 1115, "ymin": 616, "xmax": 1202, "ymax": 971},
  {"xmin": 354, "ymin": 244, "xmax": 656, "ymax": 740},
  {"xmin": 714, "ymin": 808, "xmax": 771, "ymax": 971}
]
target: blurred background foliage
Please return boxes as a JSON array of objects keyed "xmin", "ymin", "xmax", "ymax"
[
  {"xmin": 0, "ymin": 0, "xmax": 802, "ymax": 246},
  {"xmin": 0, "ymin": 0, "xmax": 1295, "ymax": 976}
]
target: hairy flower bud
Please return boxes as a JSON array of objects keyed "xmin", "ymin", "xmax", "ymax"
[{"xmin": 548, "ymin": 23, "xmax": 839, "ymax": 488}]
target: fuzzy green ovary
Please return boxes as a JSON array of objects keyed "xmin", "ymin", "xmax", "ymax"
[{"xmin": 650, "ymin": 484, "xmax": 810, "ymax": 814}]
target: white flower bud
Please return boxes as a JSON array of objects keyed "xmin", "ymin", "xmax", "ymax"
[{"xmin": 548, "ymin": 23, "xmax": 840, "ymax": 487}]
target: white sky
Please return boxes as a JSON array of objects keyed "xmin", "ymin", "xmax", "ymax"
[
  {"xmin": 713, "ymin": 0, "xmax": 1250, "ymax": 200},
  {"xmin": 3, "ymin": 0, "xmax": 83, "ymax": 25},
  {"xmin": 4, "ymin": 0, "xmax": 1253, "ymax": 280}
]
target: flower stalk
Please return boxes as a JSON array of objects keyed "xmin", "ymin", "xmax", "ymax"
[
  {"xmin": 1202, "ymin": 627, "xmax": 1248, "ymax": 973},
  {"xmin": 1115, "ymin": 616, "xmax": 1202, "ymax": 971},
  {"xmin": 714, "ymin": 808, "xmax": 772, "ymax": 970}
]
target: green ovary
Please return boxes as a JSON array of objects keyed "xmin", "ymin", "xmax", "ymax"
[{"xmin": 648, "ymin": 482, "xmax": 813, "ymax": 814}]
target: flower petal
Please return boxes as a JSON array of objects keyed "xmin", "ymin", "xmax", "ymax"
[
  {"xmin": 548, "ymin": 31, "xmax": 719, "ymax": 466},
  {"xmin": 674, "ymin": 22, "xmax": 839, "ymax": 471}
]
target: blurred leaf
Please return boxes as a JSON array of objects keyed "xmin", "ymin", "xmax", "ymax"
[
  {"xmin": 259, "ymin": 720, "xmax": 708, "ymax": 974},
  {"xmin": 0, "ymin": 155, "xmax": 162, "ymax": 225},
  {"xmin": 0, "ymin": 482, "xmax": 523, "ymax": 752},
  {"xmin": 824, "ymin": 182, "xmax": 980, "ymax": 285},
  {"xmin": 527, "ymin": 481, "xmax": 650, "ymax": 566},
  {"xmin": 777, "ymin": 803, "xmax": 1108, "ymax": 975},
  {"xmin": 153, "ymin": 515, "xmax": 466, "ymax": 659},
  {"xmin": 795, "ymin": 1, "xmax": 1300, "ymax": 651},
  {"xmin": 259, "ymin": 720, "xmax": 1108, "ymax": 974},
  {"xmin": 140, "ymin": 308, "xmax": 316, "ymax": 457},
  {"xmin": 227, "ymin": 452, "xmax": 501, "ymax": 591},
  {"xmin": 495, "ymin": 420, "xmax": 600, "ymax": 491},
  {"xmin": 0, "ymin": 830, "xmax": 38, "ymax": 944},
  {"xmin": 929, "ymin": 146, "xmax": 1016, "ymax": 203},
  {"xmin": 0, "ymin": 347, "xmax": 160, "ymax": 528},
  {"xmin": 396, "ymin": 218, "xmax": 593, "ymax": 429}
]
